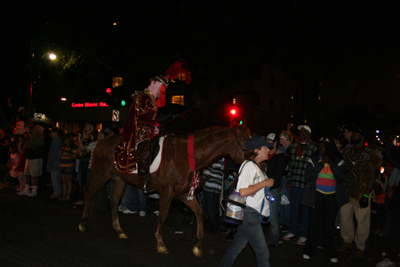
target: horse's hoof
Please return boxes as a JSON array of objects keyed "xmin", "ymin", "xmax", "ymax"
[
  {"xmin": 192, "ymin": 246, "xmax": 203, "ymax": 257},
  {"xmin": 157, "ymin": 245, "xmax": 169, "ymax": 254},
  {"xmin": 78, "ymin": 223, "xmax": 86, "ymax": 232},
  {"xmin": 118, "ymin": 232, "xmax": 129, "ymax": 239}
]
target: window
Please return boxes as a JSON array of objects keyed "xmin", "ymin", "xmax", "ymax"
[
  {"xmin": 112, "ymin": 77, "xmax": 123, "ymax": 87},
  {"xmin": 171, "ymin": 95, "xmax": 184, "ymax": 106}
]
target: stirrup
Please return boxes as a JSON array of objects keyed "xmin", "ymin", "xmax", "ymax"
[{"xmin": 143, "ymin": 181, "xmax": 155, "ymax": 193}]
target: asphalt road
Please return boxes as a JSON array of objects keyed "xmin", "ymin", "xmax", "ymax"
[{"xmin": 0, "ymin": 186, "xmax": 392, "ymax": 267}]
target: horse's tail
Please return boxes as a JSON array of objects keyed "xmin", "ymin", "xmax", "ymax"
[{"xmin": 84, "ymin": 134, "xmax": 122, "ymax": 221}]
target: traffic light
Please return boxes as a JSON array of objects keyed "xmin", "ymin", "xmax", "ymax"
[
  {"xmin": 121, "ymin": 99, "xmax": 126, "ymax": 107},
  {"xmin": 106, "ymin": 87, "xmax": 112, "ymax": 95},
  {"xmin": 228, "ymin": 106, "xmax": 244, "ymax": 126}
]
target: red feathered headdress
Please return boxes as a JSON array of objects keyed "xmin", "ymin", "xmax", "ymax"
[{"xmin": 164, "ymin": 59, "xmax": 192, "ymax": 84}]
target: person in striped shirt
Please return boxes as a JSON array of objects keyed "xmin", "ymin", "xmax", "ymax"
[
  {"xmin": 58, "ymin": 134, "xmax": 78, "ymax": 201},
  {"xmin": 301, "ymin": 138, "xmax": 349, "ymax": 263}
]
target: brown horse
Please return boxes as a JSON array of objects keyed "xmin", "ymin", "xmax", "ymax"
[{"xmin": 79, "ymin": 125, "xmax": 251, "ymax": 257}]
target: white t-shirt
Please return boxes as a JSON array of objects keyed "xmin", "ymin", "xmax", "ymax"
[{"xmin": 236, "ymin": 160, "xmax": 268, "ymax": 213}]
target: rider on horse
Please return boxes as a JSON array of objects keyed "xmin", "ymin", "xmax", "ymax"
[{"xmin": 114, "ymin": 75, "xmax": 169, "ymax": 192}]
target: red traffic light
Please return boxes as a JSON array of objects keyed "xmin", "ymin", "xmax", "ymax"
[
  {"xmin": 230, "ymin": 109, "xmax": 236, "ymax": 115},
  {"xmin": 106, "ymin": 88, "xmax": 112, "ymax": 95}
]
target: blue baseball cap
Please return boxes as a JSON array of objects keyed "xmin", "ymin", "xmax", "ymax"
[{"xmin": 245, "ymin": 136, "xmax": 274, "ymax": 151}]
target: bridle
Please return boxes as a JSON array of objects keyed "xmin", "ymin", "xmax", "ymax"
[{"xmin": 232, "ymin": 128, "xmax": 248, "ymax": 163}]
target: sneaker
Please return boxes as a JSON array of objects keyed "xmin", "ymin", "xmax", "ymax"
[
  {"xmin": 148, "ymin": 193, "xmax": 160, "ymax": 199},
  {"xmin": 73, "ymin": 200, "xmax": 84, "ymax": 205},
  {"xmin": 118, "ymin": 205, "xmax": 126, "ymax": 212},
  {"xmin": 330, "ymin": 258, "xmax": 338, "ymax": 263},
  {"xmin": 123, "ymin": 209, "xmax": 138, "ymax": 214},
  {"xmin": 28, "ymin": 191, "xmax": 37, "ymax": 197},
  {"xmin": 336, "ymin": 242, "xmax": 355, "ymax": 252},
  {"xmin": 376, "ymin": 258, "xmax": 395, "ymax": 267},
  {"xmin": 280, "ymin": 225, "xmax": 290, "ymax": 232},
  {"xmin": 17, "ymin": 189, "xmax": 30, "ymax": 196},
  {"xmin": 303, "ymin": 254, "xmax": 310, "ymax": 260},
  {"xmin": 139, "ymin": 211, "xmax": 146, "ymax": 217},
  {"xmin": 297, "ymin": 237, "xmax": 307, "ymax": 245},
  {"xmin": 283, "ymin": 232, "xmax": 296, "ymax": 240}
]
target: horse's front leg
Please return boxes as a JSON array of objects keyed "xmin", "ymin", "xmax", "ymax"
[
  {"xmin": 155, "ymin": 188, "xmax": 173, "ymax": 254},
  {"xmin": 79, "ymin": 173, "xmax": 111, "ymax": 232},
  {"xmin": 110, "ymin": 174, "xmax": 128, "ymax": 239},
  {"xmin": 178, "ymin": 195, "xmax": 204, "ymax": 257}
]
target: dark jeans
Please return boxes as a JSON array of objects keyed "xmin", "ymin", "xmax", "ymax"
[
  {"xmin": 386, "ymin": 198, "xmax": 400, "ymax": 261},
  {"xmin": 203, "ymin": 190, "xmax": 221, "ymax": 231},
  {"xmin": 279, "ymin": 176, "xmax": 290, "ymax": 226},
  {"xmin": 289, "ymin": 186, "xmax": 309, "ymax": 237},
  {"xmin": 381, "ymin": 197, "xmax": 392, "ymax": 238},
  {"xmin": 267, "ymin": 187, "xmax": 281, "ymax": 246},
  {"xmin": 304, "ymin": 191, "xmax": 338, "ymax": 259}
]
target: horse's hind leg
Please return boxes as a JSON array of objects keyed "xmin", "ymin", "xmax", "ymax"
[
  {"xmin": 155, "ymin": 189, "xmax": 174, "ymax": 254},
  {"xmin": 178, "ymin": 195, "xmax": 204, "ymax": 258},
  {"xmin": 110, "ymin": 174, "xmax": 128, "ymax": 239}
]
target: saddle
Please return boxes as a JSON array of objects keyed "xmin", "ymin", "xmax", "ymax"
[{"xmin": 130, "ymin": 136, "xmax": 165, "ymax": 175}]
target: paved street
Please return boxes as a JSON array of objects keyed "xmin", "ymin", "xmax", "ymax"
[{"xmin": 0, "ymin": 186, "xmax": 391, "ymax": 267}]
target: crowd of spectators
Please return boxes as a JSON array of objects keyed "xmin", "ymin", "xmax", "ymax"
[
  {"xmin": 0, "ymin": 100, "xmax": 398, "ymax": 266},
  {"xmin": 211, "ymin": 123, "xmax": 398, "ymax": 267}
]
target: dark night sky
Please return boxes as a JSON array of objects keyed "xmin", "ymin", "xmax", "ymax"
[{"xmin": 1, "ymin": 1, "xmax": 400, "ymax": 114}]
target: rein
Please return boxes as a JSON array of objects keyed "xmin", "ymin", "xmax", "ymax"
[{"xmin": 187, "ymin": 134, "xmax": 200, "ymax": 200}]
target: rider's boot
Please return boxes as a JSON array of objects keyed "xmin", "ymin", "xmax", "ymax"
[{"xmin": 137, "ymin": 140, "xmax": 155, "ymax": 193}]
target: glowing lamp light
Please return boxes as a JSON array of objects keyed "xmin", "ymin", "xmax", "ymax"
[
  {"xmin": 106, "ymin": 88, "xmax": 112, "ymax": 95},
  {"xmin": 121, "ymin": 100, "xmax": 126, "ymax": 107},
  {"xmin": 230, "ymin": 109, "xmax": 236, "ymax": 115},
  {"xmin": 49, "ymin": 53, "xmax": 56, "ymax": 60}
]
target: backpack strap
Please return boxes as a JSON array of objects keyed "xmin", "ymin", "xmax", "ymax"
[{"xmin": 259, "ymin": 186, "xmax": 272, "ymax": 224}]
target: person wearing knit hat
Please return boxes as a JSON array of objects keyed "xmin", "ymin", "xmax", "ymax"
[{"xmin": 115, "ymin": 75, "xmax": 169, "ymax": 193}]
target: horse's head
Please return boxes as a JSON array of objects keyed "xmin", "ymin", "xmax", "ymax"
[{"xmin": 229, "ymin": 124, "xmax": 251, "ymax": 164}]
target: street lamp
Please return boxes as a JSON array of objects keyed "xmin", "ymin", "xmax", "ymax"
[{"xmin": 28, "ymin": 52, "xmax": 57, "ymax": 114}]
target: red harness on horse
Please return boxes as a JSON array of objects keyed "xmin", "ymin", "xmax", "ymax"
[{"xmin": 187, "ymin": 134, "xmax": 200, "ymax": 200}]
